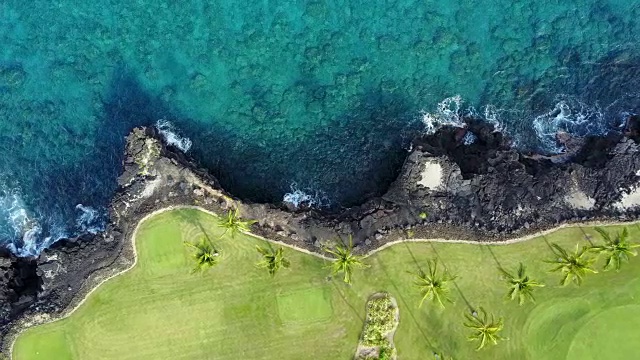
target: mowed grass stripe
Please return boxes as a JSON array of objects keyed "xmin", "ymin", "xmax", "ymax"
[{"xmin": 12, "ymin": 209, "xmax": 640, "ymax": 359}]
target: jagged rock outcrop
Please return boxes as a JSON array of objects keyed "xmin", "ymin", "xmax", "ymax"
[
  {"xmin": 244, "ymin": 117, "xmax": 640, "ymax": 249},
  {"xmin": 0, "ymin": 250, "xmax": 40, "ymax": 328}
]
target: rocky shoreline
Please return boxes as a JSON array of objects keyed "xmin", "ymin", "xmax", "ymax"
[{"xmin": 3, "ymin": 117, "xmax": 640, "ymax": 353}]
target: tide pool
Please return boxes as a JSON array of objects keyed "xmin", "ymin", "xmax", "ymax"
[{"xmin": 0, "ymin": 0, "xmax": 638, "ymax": 254}]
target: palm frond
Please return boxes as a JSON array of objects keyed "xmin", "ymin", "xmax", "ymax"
[
  {"xmin": 594, "ymin": 227, "xmax": 611, "ymax": 243},
  {"xmin": 591, "ymin": 226, "xmax": 639, "ymax": 271},
  {"xmin": 218, "ymin": 208, "xmax": 256, "ymax": 238},
  {"xmin": 324, "ymin": 235, "xmax": 367, "ymax": 284},
  {"xmin": 412, "ymin": 259, "xmax": 457, "ymax": 308},
  {"xmin": 256, "ymin": 245, "xmax": 290, "ymax": 277},
  {"xmin": 621, "ymin": 227, "xmax": 629, "ymax": 242},
  {"xmin": 184, "ymin": 237, "xmax": 219, "ymax": 273},
  {"xmin": 500, "ymin": 263, "xmax": 544, "ymax": 305},
  {"xmin": 546, "ymin": 242, "xmax": 597, "ymax": 286},
  {"xmin": 463, "ymin": 308, "xmax": 504, "ymax": 350}
]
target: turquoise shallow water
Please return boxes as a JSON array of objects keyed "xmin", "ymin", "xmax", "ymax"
[{"xmin": 1, "ymin": 1, "xmax": 639, "ymax": 255}]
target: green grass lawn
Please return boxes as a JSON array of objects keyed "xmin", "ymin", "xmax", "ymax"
[{"xmin": 12, "ymin": 208, "xmax": 640, "ymax": 360}]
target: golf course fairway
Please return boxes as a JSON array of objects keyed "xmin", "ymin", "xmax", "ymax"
[{"xmin": 11, "ymin": 208, "xmax": 640, "ymax": 359}]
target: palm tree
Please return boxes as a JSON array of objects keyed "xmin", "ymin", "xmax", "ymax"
[
  {"xmin": 218, "ymin": 208, "xmax": 256, "ymax": 238},
  {"xmin": 546, "ymin": 243, "xmax": 597, "ymax": 286},
  {"xmin": 463, "ymin": 308, "xmax": 504, "ymax": 350},
  {"xmin": 412, "ymin": 259, "xmax": 457, "ymax": 308},
  {"xmin": 591, "ymin": 227, "xmax": 639, "ymax": 271},
  {"xmin": 499, "ymin": 263, "xmax": 544, "ymax": 305},
  {"xmin": 324, "ymin": 235, "xmax": 367, "ymax": 284},
  {"xmin": 256, "ymin": 245, "xmax": 290, "ymax": 276},
  {"xmin": 184, "ymin": 237, "xmax": 219, "ymax": 273}
]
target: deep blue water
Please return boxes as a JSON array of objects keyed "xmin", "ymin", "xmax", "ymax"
[{"xmin": 1, "ymin": 1, "xmax": 639, "ymax": 255}]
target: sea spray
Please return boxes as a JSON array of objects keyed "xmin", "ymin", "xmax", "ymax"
[
  {"xmin": 482, "ymin": 105, "xmax": 507, "ymax": 134},
  {"xmin": 75, "ymin": 204, "xmax": 102, "ymax": 234},
  {"xmin": 421, "ymin": 95, "xmax": 466, "ymax": 134},
  {"xmin": 0, "ymin": 186, "xmax": 107, "ymax": 256},
  {"xmin": 7, "ymin": 213, "xmax": 71, "ymax": 257},
  {"xmin": 532, "ymin": 96, "xmax": 612, "ymax": 153},
  {"xmin": 420, "ymin": 95, "xmax": 624, "ymax": 154},
  {"xmin": 0, "ymin": 186, "xmax": 40, "ymax": 254},
  {"xmin": 282, "ymin": 183, "xmax": 330, "ymax": 209},
  {"xmin": 156, "ymin": 120, "xmax": 193, "ymax": 153}
]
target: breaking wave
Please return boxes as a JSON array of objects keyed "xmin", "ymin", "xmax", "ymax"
[
  {"xmin": 422, "ymin": 94, "xmax": 627, "ymax": 154},
  {"xmin": 156, "ymin": 119, "xmax": 193, "ymax": 153},
  {"xmin": 0, "ymin": 181, "xmax": 108, "ymax": 256},
  {"xmin": 0, "ymin": 187, "xmax": 41, "ymax": 256},
  {"xmin": 531, "ymin": 95, "xmax": 623, "ymax": 153},
  {"xmin": 421, "ymin": 95, "xmax": 466, "ymax": 134},
  {"xmin": 75, "ymin": 204, "xmax": 102, "ymax": 234},
  {"xmin": 282, "ymin": 183, "xmax": 330, "ymax": 209}
]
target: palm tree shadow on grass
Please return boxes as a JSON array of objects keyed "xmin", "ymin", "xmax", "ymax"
[
  {"xmin": 175, "ymin": 209, "xmax": 216, "ymax": 245},
  {"xmin": 329, "ymin": 279, "xmax": 364, "ymax": 323},
  {"xmin": 541, "ymin": 235, "xmax": 554, "ymax": 251},
  {"xmin": 317, "ymin": 250, "xmax": 365, "ymax": 324},
  {"xmin": 577, "ymin": 226, "xmax": 595, "ymax": 246},
  {"xmin": 403, "ymin": 240, "xmax": 425, "ymax": 275},
  {"xmin": 428, "ymin": 242, "xmax": 475, "ymax": 313},
  {"xmin": 375, "ymin": 255, "xmax": 436, "ymax": 352},
  {"xmin": 482, "ymin": 245, "xmax": 502, "ymax": 270}
]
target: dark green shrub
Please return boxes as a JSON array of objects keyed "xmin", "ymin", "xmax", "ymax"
[{"xmin": 378, "ymin": 345, "xmax": 393, "ymax": 360}]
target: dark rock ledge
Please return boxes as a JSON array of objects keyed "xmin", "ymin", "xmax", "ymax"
[{"xmin": 3, "ymin": 117, "xmax": 640, "ymax": 353}]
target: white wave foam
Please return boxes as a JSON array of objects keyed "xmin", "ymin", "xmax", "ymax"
[
  {"xmin": 421, "ymin": 95, "xmax": 466, "ymax": 134},
  {"xmin": 282, "ymin": 183, "xmax": 330, "ymax": 209},
  {"xmin": 466, "ymin": 104, "xmax": 509, "ymax": 134},
  {"xmin": 17, "ymin": 225, "xmax": 43, "ymax": 256},
  {"xmin": 156, "ymin": 119, "xmax": 192, "ymax": 152},
  {"xmin": 532, "ymin": 96, "xmax": 606, "ymax": 153},
  {"xmin": 420, "ymin": 94, "xmax": 621, "ymax": 154},
  {"xmin": 76, "ymin": 204, "xmax": 101, "ymax": 234},
  {"xmin": 0, "ymin": 186, "xmax": 104, "ymax": 256},
  {"xmin": 482, "ymin": 104, "xmax": 506, "ymax": 133},
  {"xmin": 0, "ymin": 185, "xmax": 43, "ymax": 256}
]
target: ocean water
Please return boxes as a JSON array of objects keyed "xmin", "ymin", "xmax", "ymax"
[{"xmin": 1, "ymin": 0, "xmax": 639, "ymax": 255}]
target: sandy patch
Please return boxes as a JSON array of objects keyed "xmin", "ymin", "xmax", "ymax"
[
  {"xmin": 615, "ymin": 187, "xmax": 640, "ymax": 210},
  {"xmin": 564, "ymin": 189, "xmax": 596, "ymax": 210},
  {"xmin": 417, "ymin": 161, "xmax": 442, "ymax": 190},
  {"xmin": 140, "ymin": 177, "xmax": 161, "ymax": 198}
]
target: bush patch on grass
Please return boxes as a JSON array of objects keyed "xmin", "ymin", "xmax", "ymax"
[{"xmin": 355, "ymin": 293, "xmax": 399, "ymax": 360}]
